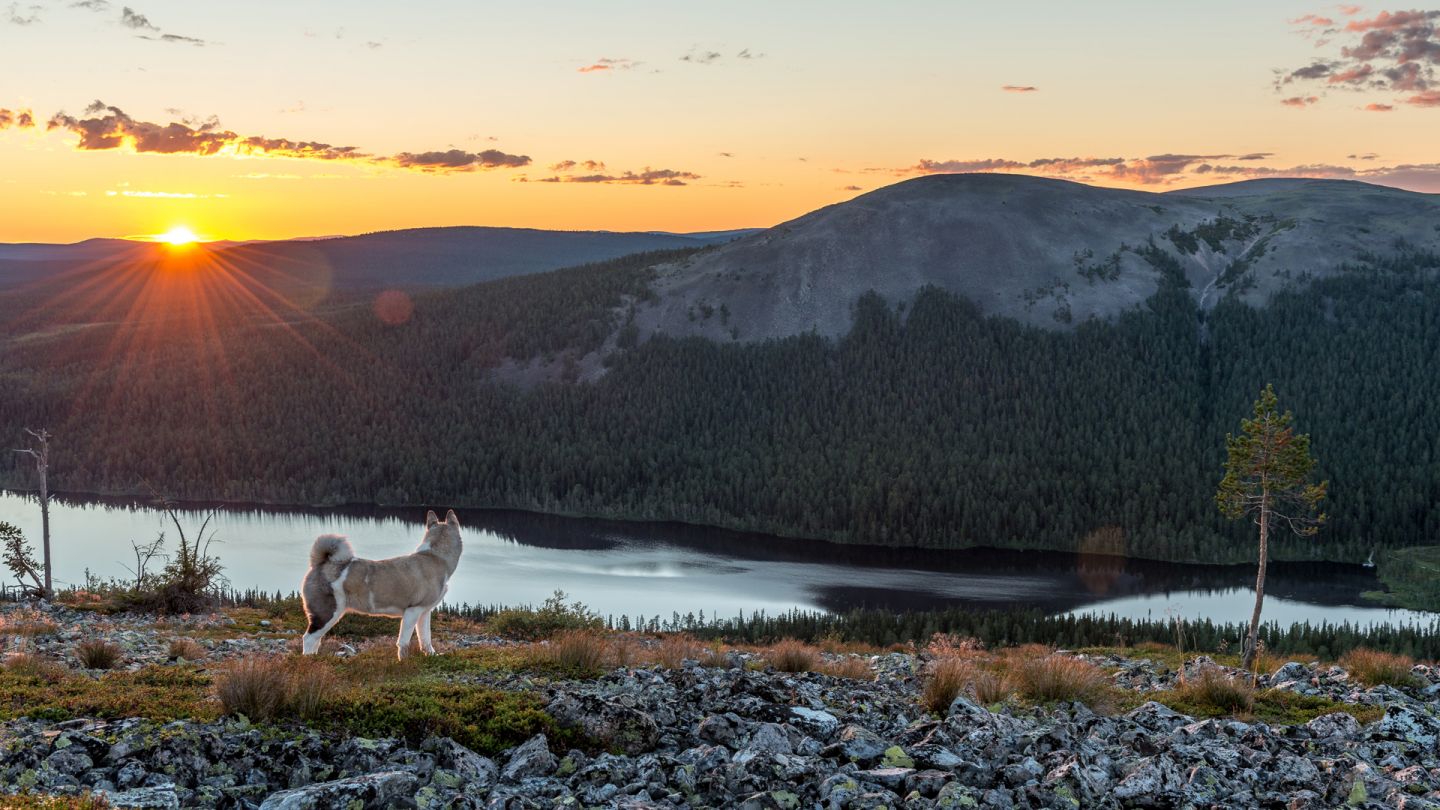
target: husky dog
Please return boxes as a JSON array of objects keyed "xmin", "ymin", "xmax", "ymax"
[{"xmin": 301, "ymin": 509, "xmax": 463, "ymax": 659}]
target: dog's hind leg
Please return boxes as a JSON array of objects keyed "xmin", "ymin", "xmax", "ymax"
[
  {"xmin": 418, "ymin": 609, "xmax": 435, "ymax": 655},
  {"xmin": 397, "ymin": 606, "xmax": 424, "ymax": 660},
  {"xmin": 302, "ymin": 568, "xmax": 349, "ymax": 655}
]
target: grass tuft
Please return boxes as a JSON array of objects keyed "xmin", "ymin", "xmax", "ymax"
[
  {"xmin": 167, "ymin": 638, "xmax": 208, "ymax": 662},
  {"xmin": 765, "ymin": 638, "xmax": 819, "ymax": 672},
  {"xmin": 1008, "ymin": 652, "xmax": 1112, "ymax": 708},
  {"xmin": 1175, "ymin": 665, "xmax": 1255, "ymax": 714},
  {"xmin": 1340, "ymin": 648, "xmax": 1417, "ymax": 688},
  {"xmin": 73, "ymin": 640, "xmax": 124, "ymax": 670},
  {"xmin": 654, "ymin": 634, "xmax": 701, "ymax": 670},
  {"xmin": 215, "ymin": 655, "xmax": 338, "ymax": 722},
  {"xmin": 532, "ymin": 630, "xmax": 609, "ymax": 676}
]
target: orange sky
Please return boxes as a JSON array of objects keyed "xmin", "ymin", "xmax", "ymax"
[{"xmin": 2, "ymin": 2, "xmax": 1438, "ymax": 242}]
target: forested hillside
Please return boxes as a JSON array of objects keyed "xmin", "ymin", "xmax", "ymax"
[{"xmin": 1, "ymin": 239, "xmax": 1438, "ymax": 564}]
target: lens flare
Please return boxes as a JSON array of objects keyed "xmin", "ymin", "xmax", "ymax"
[{"xmin": 157, "ymin": 225, "xmax": 201, "ymax": 246}]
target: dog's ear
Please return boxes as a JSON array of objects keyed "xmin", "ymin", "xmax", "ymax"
[
  {"xmin": 425, "ymin": 510, "xmax": 439, "ymax": 528},
  {"xmin": 445, "ymin": 509, "xmax": 460, "ymax": 527}
]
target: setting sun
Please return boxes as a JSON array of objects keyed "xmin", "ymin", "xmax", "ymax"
[{"xmin": 157, "ymin": 225, "xmax": 201, "ymax": 246}]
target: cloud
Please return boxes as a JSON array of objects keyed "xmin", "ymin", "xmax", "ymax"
[
  {"xmin": 548, "ymin": 159, "xmax": 606, "ymax": 171},
  {"xmin": 105, "ymin": 188, "xmax": 225, "ymax": 199},
  {"xmin": 841, "ymin": 185, "xmax": 863, "ymax": 191},
  {"xmin": 39, "ymin": 100, "xmax": 530, "ymax": 173},
  {"xmin": 1236, "ymin": 152, "xmax": 1274, "ymax": 160},
  {"xmin": 71, "ymin": 0, "xmax": 108, "ymax": 9},
  {"xmin": 1365, "ymin": 101, "xmax": 1397, "ymax": 109},
  {"xmin": 736, "ymin": 48, "xmax": 764, "ymax": 59},
  {"xmin": 0, "ymin": 108, "xmax": 35, "ymax": 129},
  {"xmin": 119, "ymin": 5, "xmax": 155, "ymax": 30},
  {"xmin": 6, "ymin": 2, "xmax": 40, "ymax": 24},
  {"xmin": 578, "ymin": 57, "xmax": 638, "ymax": 73},
  {"xmin": 1409, "ymin": 88, "xmax": 1440, "ymax": 104},
  {"xmin": 1280, "ymin": 9, "xmax": 1440, "ymax": 107},
  {"xmin": 537, "ymin": 166, "xmax": 701, "ymax": 186},
  {"xmin": 680, "ymin": 49, "xmax": 723, "ymax": 64},
  {"xmin": 894, "ymin": 150, "xmax": 1440, "ymax": 192},
  {"xmin": 1001, "ymin": 85, "xmax": 1039, "ymax": 92},
  {"xmin": 1281, "ymin": 95, "xmax": 1321, "ymax": 106}
]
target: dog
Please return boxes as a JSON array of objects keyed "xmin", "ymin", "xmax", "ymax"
[{"xmin": 301, "ymin": 509, "xmax": 463, "ymax": 659}]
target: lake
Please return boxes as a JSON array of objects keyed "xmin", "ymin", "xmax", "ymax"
[{"xmin": 0, "ymin": 490, "xmax": 1429, "ymax": 628}]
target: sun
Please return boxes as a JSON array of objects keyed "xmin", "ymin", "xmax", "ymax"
[{"xmin": 157, "ymin": 225, "xmax": 201, "ymax": 246}]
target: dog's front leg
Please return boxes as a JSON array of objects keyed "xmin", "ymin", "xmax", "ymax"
[
  {"xmin": 418, "ymin": 609, "xmax": 436, "ymax": 655},
  {"xmin": 397, "ymin": 606, "xmax": 424, "ymax": 660}
]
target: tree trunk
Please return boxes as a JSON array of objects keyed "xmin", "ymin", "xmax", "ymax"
[
  {"xmin": 1242, "ymin": 495, "xmax": 1270, "ymax": 672},
  {"xmin": 39, "ymin": 465, "xmax": 51, "ymax": 599}
]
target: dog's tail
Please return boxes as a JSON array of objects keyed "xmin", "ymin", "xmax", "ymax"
[{"xmin": 310, "ymin": 534, "xmax": 355, "ymax": 569}]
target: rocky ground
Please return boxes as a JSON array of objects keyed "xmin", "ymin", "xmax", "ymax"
[{"xmin": 3, "ymin": 602, "xmax": 1440, "ymax": 808}]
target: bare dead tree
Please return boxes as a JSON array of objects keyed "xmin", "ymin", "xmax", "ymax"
[{"xmin": 12, "ymin": 428, "xmax": 53, "ymax": 598}]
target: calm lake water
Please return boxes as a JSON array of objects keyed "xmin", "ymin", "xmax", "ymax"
[{"xmin": 0, "ymin": 491, "xmax": 1429, "ymax": 628}]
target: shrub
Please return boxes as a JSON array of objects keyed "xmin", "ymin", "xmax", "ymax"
[
  {"xmin": 1174, "ymin": 666, "xmax": 1255, "ymax": 714},
  {"xmin": 0, "ymin": 793, "xmax": 111, "ymax": 809},
  {"xmin": 167, "ymin": 638, "xmax": 208, "ymax": 662},
  {"xmin": 765, "ymin": 639, "xmax": 818, "ymax": 673},
  {"xmin": 1341, "ymin": 648, "xmax": 1417, "ymax": 688},
  {"xmin": 74, "ymin": 640, "xmax": 123, "ymax": 670},
  {"xmin": 487, "ymin": 590, "xmax": 604, "ymax": 640},
  {"xmin": 1010, "ymin": 653, "xmax": 1112, "ymax": 708}
]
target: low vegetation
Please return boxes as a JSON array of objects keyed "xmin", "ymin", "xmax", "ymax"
[
  {"xmin": 72, "ymin": 640, "xmax": 123, "ymax": 670},
  {"xmin": 1339, "ymin": 648, "xmax": 1417, "ymax": 687},
  {"xmin": 1172, "ymin": 665, "xmax": 1256, "ymax": 714},
  {"xmin": 764, "ymin": 638, "xmax": 819, "ymax": 673}
]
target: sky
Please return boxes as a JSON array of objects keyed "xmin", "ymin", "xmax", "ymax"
[{"xmin": 2, "ymin": 1, "xmax": 1439, "ymax": 242}]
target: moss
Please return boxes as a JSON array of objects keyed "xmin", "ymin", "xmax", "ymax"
[
  {"xmin": 881, "ymin": 745, "xmax": 914, "ymax": 768},
  {"xmin": 1146, "ymin": 686, "xmax": 1383, "ymax": 726},
  {"xmin": 0, "ymin": 665, "xmax": 217, "ymax": 723},
  {"xmin": 0, "ymin": 795, "xmax": 111, "ymax": 809}
]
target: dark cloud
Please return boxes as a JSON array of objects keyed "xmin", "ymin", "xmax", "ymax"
[
  {"xmin": 736, "ymin": 48, "xmax": 764, "ymax": 59},
  {"xmin": 0, "ymin": 108, "xmax": 35, "ymax": 129},
  {"xmin": 1001, "ymin": 85, "xmax": 1039, "ymax": 93},
  {"xmin": 548, "ymin": 159, "xmax": 606, "ymax": 171},
  {"xmin": 1409, "ymin": 89, "xmax": 1440, "ymax": 105},
  {"xmin": 1280, "ymin": 9, "xmax": 1440, "ymax": 107},
  {"xmin": 139, "ymin": 32, "xmax": 205, "ymax": 45},
  {"xmin": 39, "ymin": 100, "xmax": 529, "ymax": 173},
  {"xmin": 119, "ymin": 5, "xmax": 155, "ymax": 30},
  {"xmin": 539, "ymin": 167, "xmax": 701, "ymax": 186},
  {"xmin": 842, "ymin": 185, "xmax": 863, "ymax": 191},
  {"xmin": 1236, "ymin": 152, "xmax": 1274, "ymax": 160},
  {"xmin": 71, "ymin": 0, "xmax": 109, "ymax": 9}
]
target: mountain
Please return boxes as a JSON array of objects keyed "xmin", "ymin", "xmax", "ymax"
[
  {"xmin": 632, "ymin": 174, "xmax": 1440, "ymax": 341},
  {"xmin": 0, "ymin": 226, "xmax": 753, "ymax": 290},
  {"xmin": 3, "ymin": 175, "xmax": 1439, "ymax": 566}
]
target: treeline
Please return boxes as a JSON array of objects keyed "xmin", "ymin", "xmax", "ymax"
[{"xmin": 2, "ymin": 249, "xmax": 1439, "ymax": 564}]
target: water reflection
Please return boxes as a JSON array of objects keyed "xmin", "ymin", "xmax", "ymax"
[{"xmin": 0, "ymin": 490, "xmax": 1427, "ymax": 627}]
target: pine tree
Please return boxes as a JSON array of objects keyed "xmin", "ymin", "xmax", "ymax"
[{"xmin": 1217, "ymin": 384, "xmax": 1327, "ymax": 672}]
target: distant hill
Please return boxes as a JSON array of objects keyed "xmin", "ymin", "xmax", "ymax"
[
  {"xmin": 633, "ymin": 174, "xmax": 1440, "ymax": 341},
  {"xmin": 0, "ymin": 226, "xmax": 756, "ymax": 290}
]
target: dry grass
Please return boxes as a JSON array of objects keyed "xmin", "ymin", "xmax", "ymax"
[
  {"xmin": 1341, "ymin": 648, "xmax": 1417, "ymax": 688},
  {"xmin": 0, "ymin": 610, "xmax": 61, "ymax": 639},
  {"xmin": 698, "ymin": 641, "xmax": 732, "ymax": 669},
  {"xmin": 922, "ymin": 657, "xmax": 1012, "ymax": 713},
  {"xmin": 214, "ymin": 655, "xmax": 338, "ymax": 722},
  {"xmin": 924, "ymin": 633, "xmax": 985, "ymax": 659},
  {"xmin": 764, "ymin": 638, "xmax": 819, "ymax": 673},
  {"xmin": 606, "ymin": 635, "xmax": 644, "ymax": 669},
  {"xmin": 167, "ymin": 638, "xmax": 208, "ymax": 662},
  {"xmin": 1008, "ymin": 652, "xmax": 1112, "ymax": 708},
  {"xmin": 4, "ymin": 651, "xmax": 68, "ymax": 683},
  {"xmin": 535, "ymin": 630, "xmax": 609, "ymax": 674},
  {"xmin": 1176, "ymin": 665, "xmax": 1256, "ymax": 714},
  {"xmin": 73, "ymin": 640, "xmax": 124, "ymax": 670},
  {"xmin": 653, "ymin": 634, "xmax": 702, "ymax": 669},
  {"xmin": 819, "ymin": 656, "xmax": 873, "ymax": 680}
]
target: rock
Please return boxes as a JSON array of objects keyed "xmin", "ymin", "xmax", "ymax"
[
  {"xmin": 825, "ymin": 724, "xmax": 890, "ymax": 765},
  {"xmin": 697, "ymin": 713, "xmax": 750, "ymax": 747},
  {"xmin": 1113, "ymin": 756, "xmax": 1184, "ymax": 807},
  {"xmin": 1373, "ymin": 704, "xmax": 1440, "ymax": 748},
  {"xmin": 855, "ymin": 767, "xmax": 915, "ymax": 791},
  {"xmin": 500, "ymin": 734, "xmax": 557, "ymax": 782},
  {"xmin": 258, "ymin": 770, "xmax": 419, "ymax": 809},
  {"xmin": 547, "ymin": 693, "xmax": 660, "ymax": 755},
  {"xmin": 428, "ymin": 737, "xmax": 498, "ymax": 788},
  {"xmin": 1273, "ymin": 661, "xmax": 1312, "ymax": 682},
  {"xmin": 789, "ymin": 707, "xmax": 840, "ymax": 740},
  {"xmin": 103, "ymin": 785, "xmax": 181, "ymax": 809},
  {"xmin": 1305, "ymin": 712, "xmax": 1362, "ymax": 742}
]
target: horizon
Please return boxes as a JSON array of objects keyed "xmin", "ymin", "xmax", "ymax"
[{"xmin": 4, "ymin": 2, "xmax": 1440, "ymax": 243}]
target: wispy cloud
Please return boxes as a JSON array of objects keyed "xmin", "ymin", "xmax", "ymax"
[
  {"xmin": 6, "ymin": 2, "xmax": 40, "ymax": 24},
  {"xmin": 1281, "ymin": 95, "xmax": 1321, "ymax": 106},
  {"xmin": 40, "ymin": 100, "xmax": 531, "ymax": 173},
  {"xmin": 119, "ymin": 5, "xmax": 155, "ymax": 30},
  {"xmin": 1001, "ymin": 85, "xmax": 1039, "ymax": 93},
  {"xmin": 893, "ymin": 150, "xmax": 1440, "ymax": 192},
  {"xmin": 1279, "ymin": 8, "xmax": 1440, "ymax": 108},
  {"xmin": 533, "ymin": 166, "xmax": 700, "ymax": 186},
  {"xmin": 120, "ymin": 5, "xmax": 207, "ymax": 45},
  {"xmin": 578, "ymin": 57, "xmax": 639, "ymax": 73},
  {"xmin": 70, "ymin": 0, "xmax": 109, "ymax": 10},
  {"xmin": 105, "ymin": 188, "xmax": 227, "ymax": 199}
]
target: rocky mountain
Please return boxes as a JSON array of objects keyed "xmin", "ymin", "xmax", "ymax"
[{"xmin": 633, "ymin": 174, "xmax": 1440, "ymax": 341}]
